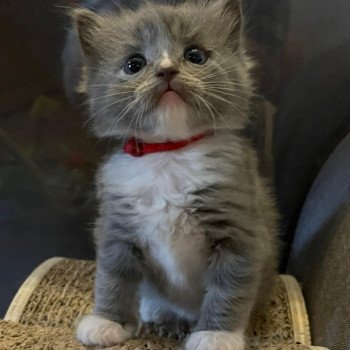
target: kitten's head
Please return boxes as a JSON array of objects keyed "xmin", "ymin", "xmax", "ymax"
[{"xmin": 73, "ymin": 0, "xmax": 253, "ymax": 141}]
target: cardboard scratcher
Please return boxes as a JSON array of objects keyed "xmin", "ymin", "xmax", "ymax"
[{"xmin": 1, "ymin": 257, "xmax": 328, "ymax": 350}]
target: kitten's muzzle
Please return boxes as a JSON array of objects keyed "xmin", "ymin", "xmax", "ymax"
[{"xmin": 152, "ymin": 80, "xmax": 188, "ymax": 106}]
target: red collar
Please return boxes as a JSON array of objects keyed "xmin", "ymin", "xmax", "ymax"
[{"xmin": 123, "ymin": 133, "xmax": 207, "ymax": 157}]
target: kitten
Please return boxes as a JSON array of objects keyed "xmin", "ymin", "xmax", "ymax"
[{"xmin": 67, "ymin": 1, "xmax": 278, "ymax": 349}]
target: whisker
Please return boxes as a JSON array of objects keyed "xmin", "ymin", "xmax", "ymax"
[
  {"xmin": 102, "ymin": 96, "xmax": 143, "ymax": 139},
  {"xmin": 206, "ymin": 86, "xmax": 258, "ymax": 98},
  {"xmin": 121, "ymin": 105, "xmax": 139, "ymax": 147},
  {"xmin": 82, "ymin": 117, "xmax": 93, "ymax": 130},
  {"xmin": 84, "ymin": 66, "xmax": 117, "ymax": 76},
  {"xmin": 88, "ymin": 93, "xmax": 133, "ymax": 103},
  {"xmin": 204, "ymin": 81, "xmax": 254, "ymax": 89},
  {"xmin": 202, "ymin": 67, "xmax": 242, "ymax": 80},
  {"xmin": 136, "ymin": 102, "xmax": 146, "ymax": 140},
  {"xmin": 202, "ymin": 88, "xmax": 250, "ymax": 103},
  {"xmin": 90, "ymin": 99, "xmax": 125, "ymax": 118},
  {"xmin": 193, "ymin": 92, "xmax": 223, "ymax": 131},
  {"xmin": 203, "ymin": 86, "xmax": 254, "ymax": 96},
  {"xmin": 202, "ymin": 90, "xmax": 249, "ymax": 116}
]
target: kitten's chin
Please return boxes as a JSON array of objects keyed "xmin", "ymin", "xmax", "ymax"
[{"xmin": 152, "ymin": 101, "xmax": 192, "ymax": 141}]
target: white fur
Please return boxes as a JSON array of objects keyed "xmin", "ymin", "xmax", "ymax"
[
  {"xmin": 160, "ymin": 51, "xmax": 173, "ymax": 69},
  {"xmin": 76, "ymin": 315, "xmax": 135, "ymax": 347},
  {"xmin": 101, "ymin": 134, "xmax": 234, "ymax": 315},
  {"xmin": 148, "ymin": 212, "xmax": 207, "ymax": 288},
  {"xmin": 139, "ymin": 292, "xmax": 172, "ymax": 323},
  {"xmin": 185, "ymin": 330, "xmax": 246, "ymax": 350},
  {"xmin": 154, "ymin": 103, "xmax": 190, "ymax": 140},
  {"xmin": 139, "ymin": 287, "xmax": 196, "ymax": 323},
  {"xmin": 139, "ymin": 274, "xmax": 202, "ymax": 325}
]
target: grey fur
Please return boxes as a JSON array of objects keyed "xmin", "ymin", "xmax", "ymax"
[{"xmin": 68, "ymin": 0, "xmax": 278, "ymax": 347}]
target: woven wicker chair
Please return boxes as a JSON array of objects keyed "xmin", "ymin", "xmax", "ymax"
[{"xmin": 1, "ymin": 257, "xmax": 328, "ymax": 350}]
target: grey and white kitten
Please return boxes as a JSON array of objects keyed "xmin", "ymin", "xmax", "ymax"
[{"xmin": 65, "ymin": 1, "xmax": 278, "ymax": 349}]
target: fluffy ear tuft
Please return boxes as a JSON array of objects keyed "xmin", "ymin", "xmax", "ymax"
[
  {"xmin": 223, "ymin": 0, "xmax": 242, "ymax": 15},
  {"xmin": 210, "ymin": 0, "xmax": 243, "ymax": 39},
  {"xmin": 71, "ymin": 8, "xmax": 102, "ymax": 60},
  {"xmin": 223, "ymin": 0, "xmax": 243, "ymax": 34}
]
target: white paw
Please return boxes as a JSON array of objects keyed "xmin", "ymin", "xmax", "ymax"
[
  {"xmin": 184, "ymin": 330, "xmax": 245, "ymax": 350},
  {"xmin": 76, "ymin": 315, "xmax": 135, "ymax": 347}
]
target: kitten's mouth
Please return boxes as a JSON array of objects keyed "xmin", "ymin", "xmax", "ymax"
[{"xmin": 158, "ymin": 87, "xmax": 186, "ymax": 107}]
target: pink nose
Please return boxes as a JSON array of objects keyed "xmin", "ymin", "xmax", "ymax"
[{"xmin": 156, "ymin": 68, "xmax": 179, "ymax": 81}]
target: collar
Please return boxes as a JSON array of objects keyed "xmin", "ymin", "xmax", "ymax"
[{"xmin": 123, "ymin": 133, "xmax": 208, "ymax": 157}]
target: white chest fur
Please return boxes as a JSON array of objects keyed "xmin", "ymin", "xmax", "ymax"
[{"xmin": 100, "ymin": 144, "xmax": 220, "ymax": 291}]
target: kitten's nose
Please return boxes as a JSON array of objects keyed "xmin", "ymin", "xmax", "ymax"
[{"xmin": 156, "ymin": 68, "xmax": 179, "ymax": 81}]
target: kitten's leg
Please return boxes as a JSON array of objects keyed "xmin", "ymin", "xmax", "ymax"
[
  {"xmin": 76, "ymin": 240, "xmax": 142, "ymax": 347},
  {"xmin": 185, "ymin": 239, "xmax": 260, "ymax": 350},
  {"xmin": 138, "ymin": 286, "xmax": 192, "ymax": 340}
]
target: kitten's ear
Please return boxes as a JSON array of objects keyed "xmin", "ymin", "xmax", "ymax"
[
  {"xmin": 223, "ymin": 0, "xmax": 243, "ymax": 34},
  {"xmin": 71, "ymin": 8, "xmax": 103, "ymax": 60},
  {"xmin": 211, "ymin": 0, "xmax": 243, "ymax": 40}
]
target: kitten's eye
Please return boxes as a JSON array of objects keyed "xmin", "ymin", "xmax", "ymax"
[
  {"xmin": 124, "ymin": 55, "xmax": 147, "ymax": 75},
  {"xmin": 184, "ymin": 47, "xmax": 208, "ymax": 65}
]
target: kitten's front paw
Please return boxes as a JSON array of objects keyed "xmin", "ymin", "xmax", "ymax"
[
  {"xmin": 138, "ymin": 319, "xmax": 191, "ymax": 340},
  {"xmin": 184, "ymin": 330, "xmax": 245, "ymax": 350},
  {"xmin": 76, "ymin": 315, "xmax": 135, "ymax": 347}
]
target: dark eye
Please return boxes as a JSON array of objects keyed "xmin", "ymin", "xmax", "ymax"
[
  {"xmin": 124, "ymin": 55, "xmax": 147, "ymax": 75},
  {"xmin": 184, "ymin": 47, "xmax": 208, "ymax": 65}
]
